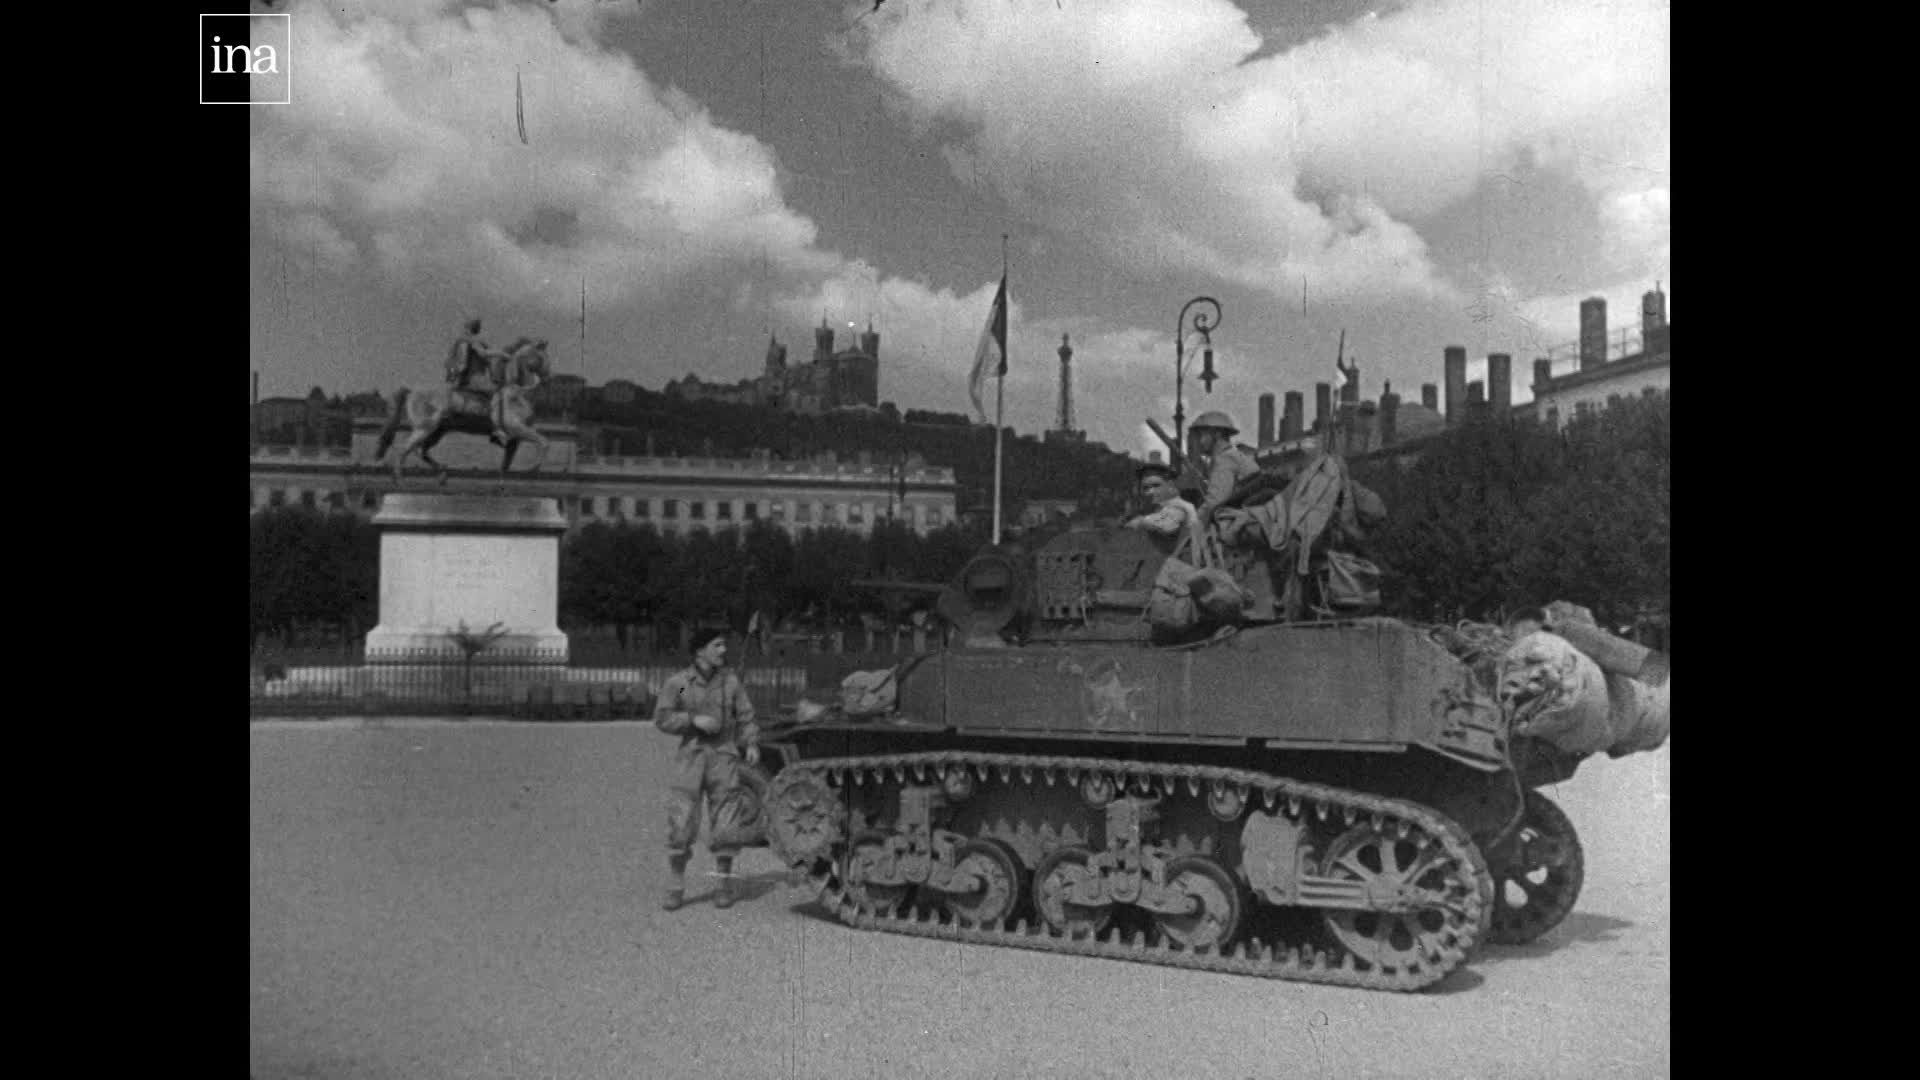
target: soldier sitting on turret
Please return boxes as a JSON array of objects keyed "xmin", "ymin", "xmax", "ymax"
[{"xmin": 1124, "ymin": 462, "xmax": 1198, "ymax": 543}]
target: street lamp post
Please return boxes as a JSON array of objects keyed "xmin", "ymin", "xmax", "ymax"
[{"xmin": 1173, "ymin": 296, "xmax": 1222, "ymax": 458}]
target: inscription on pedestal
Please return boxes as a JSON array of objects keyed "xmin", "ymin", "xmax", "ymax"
[
  {"xmin": 432, "ymin": 549, "xmax": 504, "ymax": 616},
  {"xmin": 365, "ymin": 494, "xmax": 569, "ymax": 663}
]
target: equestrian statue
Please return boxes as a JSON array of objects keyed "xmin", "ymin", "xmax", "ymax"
[{"xmin": 374, "ymin": 318, "xmax": 553, "ymax": 483}]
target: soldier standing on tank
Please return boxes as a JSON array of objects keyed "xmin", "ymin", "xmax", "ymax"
[
  {"xmin": 653, "ymin": 629, "xmax": 761, "ymax": 911},
  {"xmin": 1187, "ymin": 411, "xmax": 1261, "ymax": 525}
]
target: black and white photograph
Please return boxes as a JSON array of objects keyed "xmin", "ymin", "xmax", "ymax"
[{"xmin": 246, "ymin": 2, "xmax": 1671, "ymax": 1077}]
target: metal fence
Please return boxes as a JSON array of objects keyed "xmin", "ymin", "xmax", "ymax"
[{"xmin": 249, "ymin": 639, "xmax": 935, "ymax": 720}]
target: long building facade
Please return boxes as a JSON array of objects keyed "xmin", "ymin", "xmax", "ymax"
[{"xmin": 250, "ymin": 420, "xmax": 959, "ymax": 535}]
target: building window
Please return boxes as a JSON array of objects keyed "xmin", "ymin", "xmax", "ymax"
[
  {"xmin": 769, "ymin": 501, "xmax": 786, "ymax": 523},
  {"xmin": 716, "ymin": 501, "xmax": 733, "ymax": 521},
  {"xmin": 1642, "ymin": 386, "xmax": 1659, "ymax": 398},
  {"xmin": 300, "ymin": 490, "xmax": 317, "ymax": 508},
  {"xmin": 823, "ymin": 503, "xmax": 839, "ymax": 525},
  {"xmin": 691, "ymin": 501, "xmax": 706, "ymax": 520},
  {"xmin": 1545, "ymin": 407, "xmax": 1560, "ymax": 427},
  {"xmin": 744, "ymin": 502, "xmax": 759, "ymax": 520},
  {"xmin": 634, "ymin": 498, "xmax": 650, "ymax": 518},
  {"xmin": 848, "ymin": 504, "xmax": 864, "ymax": 526},
  {"xmin": 1575, "ymin": 401, "xmax": 1594, "ymax": 419},
  {"xmin": 1607, "ymin": 394, "xmax": 1623, "ymax": 409},
  {"xmin": 582, "ymin": 497, "xmax": 596, "ymax": 517},
  {"xmin": 795, "ymin": 502, "xmax": 813, "ymax": 524},
  {"xmin": 925, "ymin": 508, "xmax": 942, "ymax": 527},
  {"xmin": 664, "ymin": 499, "xmax": 680, "ymax": 519},
  {"xmin": 328, "ymin": 492, "xmax": 345, "ymax": 510}
]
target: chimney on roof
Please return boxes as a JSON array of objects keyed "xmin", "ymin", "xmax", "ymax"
[
  {"xmin": 1579, "ymin": 298, "xmax": 1608, "ymax": 370},
  {"xmin": 1467, "ymin": 381, "xmax": 1486, "ymax": 412},
  {"xmin": 1314, "ymin": 382, "xmax": 1332, "ymax": 435},
  {"xmin": 1444, "ymin": 346, "xmax": 1467, "ymax": 425},
  {"xmin": 1257, "ymin": 393, "xmax": 1276, "ymax": 446},
  {"xmin": 1421, "ymin": 383, "xmax": 1438, "ymax": 411},
  {"xmin": 1380, "ymin": 382, "xmax": 1400, "ymax": 446},
  {"xmin": 1282, "ymin": 391, "xmax": 1304, "ymax": 442},
  {"xmin": 1533, "ymin": 358, "xmax": 1553, "ymax": 392},
  {"xmin": 1488, "ymin": 353, "xmax": 1512, "ymax": 413}
]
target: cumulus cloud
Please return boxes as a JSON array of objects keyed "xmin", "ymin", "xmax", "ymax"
[
  {"xmin": 251, "ymin": 1, "xmax": 826, "ymax": 315},
  {"xmin": 850, "ymin": 0, "xmax": 1669, "ymax": 304}
]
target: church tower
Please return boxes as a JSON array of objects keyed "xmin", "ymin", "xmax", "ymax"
[{"xmin": 813, "ymin": 318, "xmax": 835, "ymax": 367}]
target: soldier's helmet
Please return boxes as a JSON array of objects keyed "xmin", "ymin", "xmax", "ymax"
[{"xmin": 1190, "ymin": 410, "xmax": 1239, "ymax": 436}]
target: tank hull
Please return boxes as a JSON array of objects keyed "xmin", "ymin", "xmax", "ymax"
[
  {"xmin": 892, "ymin": 619, "xmax": 1509, "ymax": 767},
  {"xmin": 757, "ymin": 620, "xmax": 1587, "ymax": 991}
]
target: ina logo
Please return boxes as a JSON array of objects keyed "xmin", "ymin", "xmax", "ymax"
[{"xmin": 201, "ymin": 13, "xmax": 290, "ymax": 105}]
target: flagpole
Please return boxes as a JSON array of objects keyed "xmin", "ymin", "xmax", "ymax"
[{"xmin": 992, "ymin": 235, "xmax": 1008, "ymax": 546}]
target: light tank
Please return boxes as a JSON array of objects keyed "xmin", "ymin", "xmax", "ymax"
[{"xmin": 755, "ymin": 476, "xmax": 1661, "ymax": 992}]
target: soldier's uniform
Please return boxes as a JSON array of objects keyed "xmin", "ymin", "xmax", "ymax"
[
  {"xmin": 1198, "ymin": 443, "xmax": 1261, "ymax": 522},
  {"xmin": 1128, "ymin": 495, "xmax": 1198, "ymax": 538},
  {"xmin": 653, "ymin": 661, "xmax": 759, "ymax": 908}
]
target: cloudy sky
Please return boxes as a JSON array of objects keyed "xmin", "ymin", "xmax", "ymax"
[{"xmin": 248, "ymin": 0, "xmax": 1670, "ymax": 455}]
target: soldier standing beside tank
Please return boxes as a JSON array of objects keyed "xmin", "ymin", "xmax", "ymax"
[
  {"xmin": 1187, "ymin": 411, "xmax": 1261, "ymax": 526},
  {"xmin": 653, "ymin": 629, "xmax": 761, "ymax": 911}
]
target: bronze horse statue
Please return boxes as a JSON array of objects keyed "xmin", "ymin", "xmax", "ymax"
[{"xmin": 375, "ymin": 338, "xmax": 552, "ymax": 482}]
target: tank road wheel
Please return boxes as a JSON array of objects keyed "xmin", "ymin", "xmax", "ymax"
[
  {"xmin": 1153, "ymin": 855, "xmax": 1245, "ymax": 952},
  {"xmin": 1487, "ymin": 792, "xmax": 1585, "ymax": 945},
  {"xmin": 1318, "ymin": 823, "xmax": 1483, "ymax": 973},
  {"xmin": 941, "ymin": 838, "xmax": 1028, "ymax": 928},
  {"xmin": 765, "ymin": 771, "xmax": 845, "ymax": 869},
  {"xmin": 843, "ymin": 831, "xmax": 911, "ymax": 916},
  {"xmin": 1033, "ymin": 846, "xmax": 1113, "ymax": 939}
]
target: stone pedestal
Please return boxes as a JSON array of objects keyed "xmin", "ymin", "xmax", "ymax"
[{"xmin": 364, "ymin": 494, "xmax": 569, "ymax": 663}]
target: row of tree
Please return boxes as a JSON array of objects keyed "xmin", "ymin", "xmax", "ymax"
[
  {"xmin": 247, "ymin": 508, "xmax": 988, "ymax": 653},
  {"xmin": 1351, "ymin": 392, "xmax": 1670, "ymax": 628},
  {"xmin": 249, "ymin": 507, "xmax": 379, "ymax": 649},
  {"xmin": 558, "ymin": 518, "xmax": 984, "ymax": 648}
]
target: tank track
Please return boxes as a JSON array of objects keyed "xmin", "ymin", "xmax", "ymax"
[{"xmin": 771, "ymin": 749, "xmax": 1495, "ymax": 992}]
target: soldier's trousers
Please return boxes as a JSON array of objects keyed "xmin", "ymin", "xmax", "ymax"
[{"xmin": 665, "ymin": 747, "xmax": 751, "ymax": 856}]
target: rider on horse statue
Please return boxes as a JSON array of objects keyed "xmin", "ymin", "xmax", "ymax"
[{"xmin": 446, "ymin": 319, "xmax": 509, "ymax": 445}]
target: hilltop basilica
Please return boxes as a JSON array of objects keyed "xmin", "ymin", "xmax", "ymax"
[{"xmin": 665, "ymin": 319, "xmax": 881, "ymax": 415}]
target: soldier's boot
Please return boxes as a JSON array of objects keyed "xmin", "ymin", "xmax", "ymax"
[
  {"xmin": 713, "ymin": 855, "xmax": 737, "ymax": 909},
  {"xmin": 662, "ymin": 852, "xmax": 690, "ymax": 912}
]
